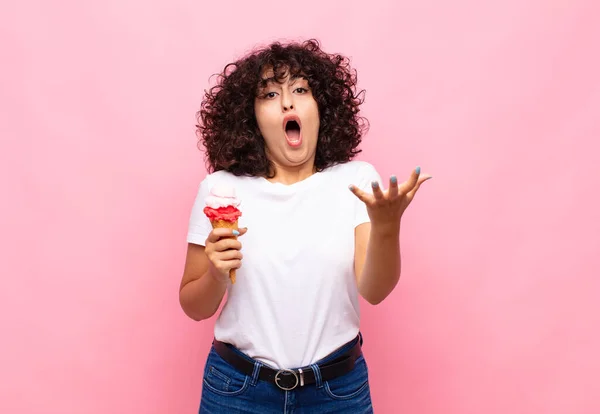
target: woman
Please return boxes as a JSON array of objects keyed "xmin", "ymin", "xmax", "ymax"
[{"xmin": 179, "ymin": 39, "xmax": 431, "ymax": 413}]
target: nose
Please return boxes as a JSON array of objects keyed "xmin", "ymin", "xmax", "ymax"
[{"xmin": 281, "ymin": 91, "xmax": 294, "ymax": 112}]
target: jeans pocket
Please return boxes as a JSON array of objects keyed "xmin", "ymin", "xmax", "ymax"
[
  {"xmin": 202, "ymin": 348, "xmax": 250, "ymax": 396},
  {"xmin": 323, "ymin": 355, "xmax": 371, "ymax": 400}
]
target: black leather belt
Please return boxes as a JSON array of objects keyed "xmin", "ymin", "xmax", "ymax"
[{"xmin": 212, "ymin": 335, "xmax": 363, "ymax": 391}]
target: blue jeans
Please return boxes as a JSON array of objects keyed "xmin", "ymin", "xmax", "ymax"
[{"xmin": 199, "ymin": 335, "xmax": 373, "ymax": 413}]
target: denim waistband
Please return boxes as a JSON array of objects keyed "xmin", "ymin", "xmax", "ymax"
[{"xmin": 213, "ymin": 332, "xmax": 363, "ymax": 370}]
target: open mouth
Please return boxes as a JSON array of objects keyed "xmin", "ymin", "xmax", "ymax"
[{"xmin": 284, "ymin": 118, "xmax": 302, "ymax": 147}]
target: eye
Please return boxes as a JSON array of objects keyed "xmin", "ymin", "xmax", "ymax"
[
  {"xmin": 263, "ymin": 92, "xmax": 278, "ymax": 99},
  {"xmin": 294, "ymin": 87, "xmax": 308, "ymax": 94}
]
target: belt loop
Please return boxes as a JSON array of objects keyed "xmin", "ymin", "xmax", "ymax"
[
  {"xmin": 250, "ymin": 361, "xmax": 261, "ymax": 386},
  {"xmin": 310, "ymin": 363, "xmax": 323, "ymax": 389}
]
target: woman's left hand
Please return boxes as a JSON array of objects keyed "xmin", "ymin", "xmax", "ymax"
[{"xmin": 349, "ymin": 167, "xmax": 432, "ymax": 231}]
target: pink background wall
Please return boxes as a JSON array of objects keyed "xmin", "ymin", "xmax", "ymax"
[{"xmin": 2, "ymin": 0, "xmax": 599, "ymax": 413}]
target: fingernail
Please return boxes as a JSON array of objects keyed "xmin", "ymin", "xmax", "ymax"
[
  {"xmin": 416, "ymin": 166, "xmax": 421, "ymax": 175},
  {"xmin": 390, "ymin": 175, "xmax": 397, "ymax": 184},
  {"xmin": 348, "ymin": 184, "xmax": 354, "ymax": 190},
  {"xmin": 371, "ymin": 181, "xmax": 379, "ymax": 188},
  {"xmin": 232, "ymin": 230, "xmax": 240, "ymax": 236}
]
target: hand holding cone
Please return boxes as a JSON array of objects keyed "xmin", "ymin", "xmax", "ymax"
[
  {"xmin": 203, "ymin": 184, "xmax": 243, "ymax": 284},
  {"xmin": 209, "ymin": 219, "xmax": 240, "ymax": 283}
]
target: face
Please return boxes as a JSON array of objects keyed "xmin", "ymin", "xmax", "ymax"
[{"xmin": 254, "ymin": 67, "xmax": 320, "ymax": 173}]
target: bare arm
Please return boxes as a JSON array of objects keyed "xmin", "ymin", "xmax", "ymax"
[
  {"xmin": 179, "ymin": 244, "xmax": 227, "ymax": 321},
  {"xmin": 351, "ymin": 167, "xmax": 431, "ymax": 305},
  {"xmin": 178, "ymin": 228, "xmax": 246, "ymax": 321},
  {"xmin": 354, "ymin": 222, "xmax": 401, "ymax": 305}
]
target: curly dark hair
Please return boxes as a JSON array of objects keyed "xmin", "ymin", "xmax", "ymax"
[{"xmin": 196, "ymin": 39, "xmax": 368, "ymax": 177}]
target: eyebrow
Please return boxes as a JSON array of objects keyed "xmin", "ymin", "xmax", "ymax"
[{"xmin": 258, "ymin": 74, "xmax": 308, "ymax": 89}]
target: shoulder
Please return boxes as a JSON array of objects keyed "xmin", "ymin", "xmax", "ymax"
[
  {"xmin": 196, "ymin": 170, "xmax": 254, "ymax": 197},
  {"xmin": 202, "ymin": 169, "xmax": 230, "ymax": 182},
  {"xmin": 328, "ymin": 160, "xmax": 375, "ymax": 171},
  {"xmin": 326, "ymin": 160, "xmax": 379, "ymax": 177},
  {"xmin": 201, "ymin": 170, "xmax": 253, "ymax": 186}
]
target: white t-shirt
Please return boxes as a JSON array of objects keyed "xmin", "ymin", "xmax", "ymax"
[{"xmin": 187, "ymin": 160, "xmax": 381, "ymax": 369}]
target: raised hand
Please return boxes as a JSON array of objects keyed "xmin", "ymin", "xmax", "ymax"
[{"xmin": 349, "ymin": 167, "xmax": 432, "ymax": 230}]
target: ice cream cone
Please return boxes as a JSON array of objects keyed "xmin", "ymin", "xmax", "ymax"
[
  {"xmin": 210, "ymin": 219, "xmax": 239, "ymax": 284},
  {"xmin": 204, "ymin": 184, "xmax": 243, "ymax": 284}
]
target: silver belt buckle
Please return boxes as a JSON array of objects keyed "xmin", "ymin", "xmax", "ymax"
[{"xmin": 274, "ymin": 368, "xmax": 299, "ymax": 391}]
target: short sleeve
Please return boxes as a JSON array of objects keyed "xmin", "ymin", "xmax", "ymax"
[
  {"xmin": 353, "ymin": 162, "xmax": 383, "ymax": 227},
  {"xmin": 186, "ymin": 175, "xmax": 213, "ymax": 246}
]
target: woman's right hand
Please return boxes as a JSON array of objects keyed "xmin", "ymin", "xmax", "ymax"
[{"xmin": 204, "ymin": 227, "xmax": 247, "ymax": 284}]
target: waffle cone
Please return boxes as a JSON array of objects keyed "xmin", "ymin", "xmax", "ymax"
[{"xmin": 210, "ymin": 219, "xmax": 239, "ymax": 284}]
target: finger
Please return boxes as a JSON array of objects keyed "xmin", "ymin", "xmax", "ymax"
[
  {"xmin": 214, "ymin": 259, "xmax": 241, "ymax": 276},
  {"xmin": 217, "ymin": 249, "xmax": 243, "ymax": 261},
  {"xmin": 213, "ymin": 238, "xmax": 242, "ymax": 252},
  {"xmin": 388, "ymin": 175, "xmax": 399, "ymax": 198},
  {"xmin": 348, "ymin": 184, "xmax": 374, "ymax": 205},
  {"xmin": 399, "ymin": 166, "xmax": 421, "ymax": 195},
  {"xmin": 371, "ymin": 180, "xmax": 385, "ymax": 201},
  {"xmin": 406, "ymin": 175, "xmax": 432, "ymax": 201},
  {"xmin": 206, "ymin": 227, "xmax": 244, "ymax": 243}
]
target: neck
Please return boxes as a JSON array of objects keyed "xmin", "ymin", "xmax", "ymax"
[{"xmin": 267, "ymin": 161, "xmax": 316, "ymax": 185}]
